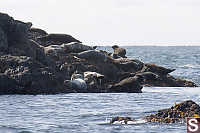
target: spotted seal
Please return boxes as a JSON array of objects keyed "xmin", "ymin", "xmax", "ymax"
[
  {"xmin": 71, "ymin": 50, "xmax": 113, "ymax": 63},
  {"xmin": 61, "ymin": 42, "xmax": 94, "ymax": 53},
  {"xmin": 37, "ymin": 33, "xmax": 81, "ymax": 44},
  {"xmin": 112, "ymin": 45, "xmax": 127, "ymax": 58},
  {"xmin": 109, "ymin": 76, "xmax": 143, "ymax": 93},
  {"xmin": 141, "ymin": 63, "xmax": 175, "ymax": 75},
  {"xmin": 135, "ymin": 72, "xmax": 159, "ymax": 82},
  {"xmin": 64, "ymin": 73, "xmax": 87, "ymax": 92}
]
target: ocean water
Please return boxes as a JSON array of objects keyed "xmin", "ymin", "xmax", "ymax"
[{"xmin": 0, "ymin": 46, "xmax": 200, "ymax": 133}]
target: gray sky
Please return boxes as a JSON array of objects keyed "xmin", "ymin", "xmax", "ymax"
[{"xmin": 1, "ymin": 0, "xmax": 200, "ymax": 45}]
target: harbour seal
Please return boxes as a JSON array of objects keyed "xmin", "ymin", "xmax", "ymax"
[
  {"xmin": 109, "ymin": 76, "xmax": 143, "ymax": 93},
  {"xmin": 61, "ymin": 42, "xmax": 93, "ymax": 53},
  {"xmin": 29, "ymin": 27, "xmax": 48, "ymax": 36},
  {"xmin": 37, "ymin": 33, "xmax": 81, "ymax": 44},
  {"xmin": 71, "ymin": 50, "xmax": 112, "ymax": 63},
  {"xmin": 64, "ymin": 73, "xmax": 87, "ymax": 92},
  {"xmin": 112, "ymin": 45, "xmax": 127, "ymax": 58},
  {"xmin": 141, "ymin": 63, "xmax": 175, "ymax": 75},
  {"xmin": 84, "ymin": 71, "xmax": 104, "ymax": 85},
  {"xmin": 135, "ymin": 72, "xmax": 159, "ymax": 82}
]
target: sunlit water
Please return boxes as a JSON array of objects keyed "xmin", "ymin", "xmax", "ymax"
[{"xmin": 0, "ymin": 46, "xmax": 200, "ymax": 133}]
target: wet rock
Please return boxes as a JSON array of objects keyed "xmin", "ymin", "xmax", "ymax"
[{"xmin": 145, "ymin": 100, "xmax": 200, "ymax": 123}]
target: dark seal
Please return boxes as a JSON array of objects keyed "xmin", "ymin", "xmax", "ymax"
[
  {"xmin": 108, "ymin": 76, "xmax": 143, "ymax": 93},
  {"xmin": 112, "ymin": 45, "xmax": 127, "ymax": 58}
]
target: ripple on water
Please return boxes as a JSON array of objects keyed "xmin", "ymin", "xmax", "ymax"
[{"xmin": 0, "ymin": 87, "xmax": 199, "ymax": 133}]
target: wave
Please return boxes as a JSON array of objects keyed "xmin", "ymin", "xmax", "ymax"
[
  {"xmin": 179, "ymin": 64, "xmax": 200, "ymax": 69},
  {"xmin": 97, "ymin": 118, "xmax": 147, "ymax": 125}
]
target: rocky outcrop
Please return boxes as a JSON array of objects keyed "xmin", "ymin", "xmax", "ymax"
[
  {"xmin": 145, "ymin": 100, "xmax": 200, "ymax": 123},
  {"xmin": 0, "ymin": 12, "xmax": 198, "ymax": 94},
  {"xmin": 110, "ymin": 100, "xmax": 200, "ymax": 124},
  {"xmin": 0, "ymin": 55, "xmax": 69, "ymax": 94}
]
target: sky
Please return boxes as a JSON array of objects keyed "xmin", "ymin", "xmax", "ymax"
[{"xmin": 1, "ymin": 0, "xmax": 200, "ymax": 46}]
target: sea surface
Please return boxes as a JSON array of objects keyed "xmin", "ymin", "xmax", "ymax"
[{"xmin": 0, "ymin": 46, "xmax": 200, "ymax": 133}]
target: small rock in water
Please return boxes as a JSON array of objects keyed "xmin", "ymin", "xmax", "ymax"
[{"xmin": 145, "ymin": 100, "xmax": 200, "ymax": 123}]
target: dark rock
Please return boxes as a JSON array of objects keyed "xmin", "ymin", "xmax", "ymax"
[
  {"xmin": 143, "ymin": 74, "xmax": 197, "ymax": 87},
  {"xmin": 0, "ymin": 55, "xmax": 68, "ymax": 94},
  {"xmin": 0, "ymin": 27, "xmax": 8, "ymax": 52},
  {"xmin": 8, "ymin": 39, "xmax": 46, "ymax": 63},
  {"xmin": 0, "ymin": 73, "xmax": 20, "ymax": 94},
  {"xmin": 145, "ymin": 100, "xmax": 200, "ymax": 123}
]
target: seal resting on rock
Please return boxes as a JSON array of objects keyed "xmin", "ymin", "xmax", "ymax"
[
  {"xmin": 71, "ymin": 50, "xmax": 112, "ymax": 63},
  {"xmin": 108, "ymin": 76, "xmax": 143, "ymax": 93},
  {"xmin": 37, "ymin": 33, "xmax": 81, "ymax": 44},
  {"xmin": 141, "ymin": 63, "xmax": 175, "ymax": 75},
  {"xmin": 29, "ymin": 27, "xmax": 48, "ymax": 36},
  {"xmin": 112, "ymin": 45, "xmax": 127, "ymax": 58},
  {"xmin": 61, "ymin": 42, "xmax": 94, "ymax": 53},
  {"xmin": 64, "ymin": 73, "xmax": 87, "ymax": 92},
  {"xmin": 135, "ymin": 72, "xmax": 159, "ymax": 82}
]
